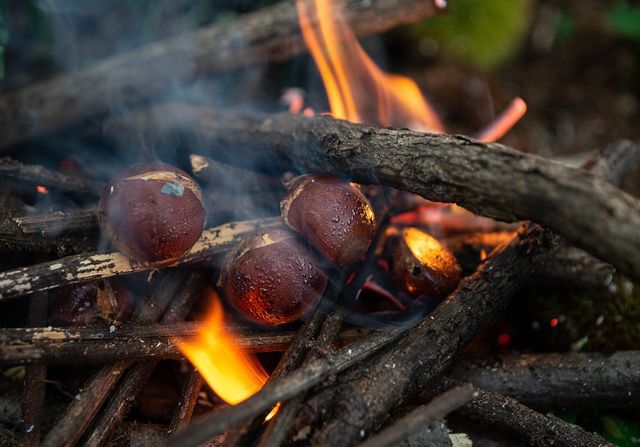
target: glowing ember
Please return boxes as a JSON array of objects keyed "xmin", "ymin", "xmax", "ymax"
[
  {"xmin": 497, "ymin": 333, "xmax": 511, "ymax": 345},
  {"xmin": 480, "ymin": 249, "xmax": 488, "ymax": 261},
  {"xmin": 175, "ymin": 289, "xmax": 269, "ymax": 406},
  {"xmin": 296, "ymin": 0, "xmax": 525, "ymax": 140},
  {"xmin": 550, "ymin": 317, "xmax": 559, "ymax": 328},
  {"xmin": 36, "ymin": 185, "xmax": 48, "ymax": 194}
]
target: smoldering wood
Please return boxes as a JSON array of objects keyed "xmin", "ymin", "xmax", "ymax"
[
  {"xmin": 110, "ymin": 105, "xmax": 640, "ymax": 282},
  {"xmin": 170, "ymin": 368, "xmax": 203, "ymax": 434},
  {"xmin": 0, "ymin": 157, "xmax": 104, "ymax": 195},
  {"xmin": 0, "ymin": 0, "xmax": 444, "ymax": 148},
  {"xmin": 359, "ymin": 385, "xmax": 475, "ymax": 447},
  {"xmin": 444, "ymin": 232, "xmax": 615, "ymax": 288},
  {"xmin": 82, "ymin": 272, "xmax": 205, "ymax": 446},
  {"xmin": 298, "ymin": 224, "xmax": 558, "ymax": 446},
  {"xmin": 41, "ymin": 272, "xmax": 184, "ymax": 447},
  {"xmin": 167, "ymin": 329, "xmax": 405, "ymax": 447},
  {"xmin": 430, "ymin": 379, "xmax": 612, "ymax": 447},
  {"xmin": 0, "ymin": 218, "xmax": 281, "ymax": 301},
  {"xmin": 449, "ymin": 351, "xmax": 640, "ymax": 411}
]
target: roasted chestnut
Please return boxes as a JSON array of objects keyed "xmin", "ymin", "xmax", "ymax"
[
  {"xmin": 50, "ymin": 279, "xmax": 133, "ymax": 326},
  {"xmin": 391, "ymin": 227, "xmax": 461, "ymax": 299},
  {"xmin": 98, "ymin": 162, "xmax": 205, "ymax": 263},
  {"xmin": 281, "ymin": 174, "xmax": 376, "ymax": 268},
  {"xmin": 219, "ymin": 228, "xmax": 327, "ymax": 325}
]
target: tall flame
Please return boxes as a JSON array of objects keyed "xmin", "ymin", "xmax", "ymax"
[
  {"xmin": 297, "ymin": 0, "xmax": 444, "ymax": 132},
  {"xmin": 296, "ymin": 0, "xmax": 526, "ymax": 141},
  {"xmin": 175, "ymin": 289, "xmax": 268, "ymax": 405}
]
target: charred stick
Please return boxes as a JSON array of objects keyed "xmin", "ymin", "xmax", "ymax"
[
  {"xmin": 0, "ymin": 322, "xmax": 366, "ymax": 366},
  {"xmin": 83, "ymin": 272, "xmax": 205, "ymax": 446},
  {"xmin": 359, "ymin": 384, "xmax": 475, "ymax": 447},
  {"xmin": 170, "ymin": 368, "xmax": 203, "ymax": 434},
  {"xmin": 117, "ymin": 105, "xmax": 640, "ymax": 281},
  {"xmin": 21, "ymin": 293, "xmax": 48, "ymax": 447},
  {"xmin": 0, "ymin": 157, "xmax": 104, "ymax": 195},
  {"xmin": 168, "ymin": 329, "xmax": 405, "ymax": 447},
  {"xmin": 0, "ymin": 218, "xmax": 280, "ymax": 301},
  {"xmin": 450, "ymin": 351, "xmax": 640, "ymax": 411},
  {"xmin": 190, "ymin": 155, "xmax": 283, "ymax": 193},
  {"xmin": 41, "ymin": 272, "xmax": 184, "ymax": 447},
  {"xmin": 14, "ymin": 208, "xmax": 98, "ymax": 235},
  {"xmin": 431, "ymin": 379, "xmax": 611, "ymax": 447},
  {"xmin": 0, "ymin": 0, "xmax": 444, "ymax": 148}
]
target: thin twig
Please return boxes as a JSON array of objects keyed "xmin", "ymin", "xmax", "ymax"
[
  {"xmin": 169, "ymin": 368, "xmax": 203, "ymax": 434},
  {"xmin": 14, "ymin": 208, "xmax": 98, "ymax": 235}
]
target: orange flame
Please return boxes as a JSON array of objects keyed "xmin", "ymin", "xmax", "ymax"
[
  {"xmin": 175, "ymin": 289, "xmax": 269, "ymax": 406},
  {"xmin": 296, "ymin": 0, "xmax": 525, "ymax": 140}
]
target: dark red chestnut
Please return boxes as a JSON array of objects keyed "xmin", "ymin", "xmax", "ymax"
[
  {"xmin": 50, "ymin": 279, "xmax": 133, "ymax": 326},
  {"xmin": 280, "ymin": 174, "xmax": 376, "ymax": 268},
  {"xmin": 98, "ymin": 162, "xmax": 205, "ymax": 263},
  {"xmin": 218, "ymin": 228, "xmax": 327, "ymax": 326},
  {"xmin": 390, "ymin": 227, "xmax": 461, "ymax": 298}
]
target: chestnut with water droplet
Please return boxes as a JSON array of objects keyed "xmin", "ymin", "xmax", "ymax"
[
  {"xmin": 391, "ymin": 227, "xmax": 461, "ymax": 298},
  {"xmin": 219, "ymin": 228, "xmax": 327, "ymax": 326},
  {"xmin": 98, "ymin": 162, "xmax": 205, "ymax": 263},
  {"xmin": 281, "ymin": 174, "xmax": 376, "ymax": 268}
]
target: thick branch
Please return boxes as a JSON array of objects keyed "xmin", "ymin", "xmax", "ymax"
[
  {"xmin": 0, "ymin": 218, "xmax": 280, "ymax": 300},
  {"xmin": 450, "ymin": 351, "xmax": 640, "ymax": 411},
  {"xmin": 0, "ymin": 0, "xmax": 443, "ymax": 148},
  {"xmin": 114, "ymin": 105, "xmax": 640, "ymax": 281}
]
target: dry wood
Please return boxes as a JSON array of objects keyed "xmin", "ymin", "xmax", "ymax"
[
  {"xmin": 449, "ymin": 351, "xmax": 640, "ymax": 411},
  {"xmin": 42, "ymin": 272, "xmax": 184, "ymax": 447},
  {"xmin": 110, "ymin": 105, "xmax": 640, "ymax": 282},
  {"xmin": 168, "ymin": 329, "xmax": 405, "ymax": 447},
  {"xmin": 432, "ymin": 378, "xmax": 612, "ymax": 447},
  {"xmin": 359, "ymin": 385, "xmax": 475, "ymax": 447},
  {"xmin": 0, "ymin": 217, "xmax": 280, "ymax": 300},
  {"xmin": 14, "ymin": 208, "xmax": 98, "ymax": 235},
  {"xmin": 0, "ymin": 0, "xmax": 444, "ymax": 148},
  {"xmin": 170, "ymin": 368, "xmax": 203, "ymax": 434},
  {"xmin": 190, "ymin": 154, "xmax": 283, "ymax": 193},
  {"xmin": 0, "ymin": 157, "xmax": 104, "ymax": 194},
  {"xmin": 83, "ymin": 272, "xmax": 205, "ymax": 446}
]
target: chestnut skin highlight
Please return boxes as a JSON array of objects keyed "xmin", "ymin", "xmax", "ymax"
[
  {"xmin": 219, "ymin": 228, "xmax": 327, "ymax": 326},
  {"xmin": 98, "ymin": 162, "xmax": 205, "ymax": 264},
  {"xmin": 281, "ymin": 174, "xmax": 376, "ymax": 268}
]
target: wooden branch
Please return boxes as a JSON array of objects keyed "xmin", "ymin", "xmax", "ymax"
[
  {"xmin": 41, "ymin": 272, "xmax": 185, "ymax": 447},
  {"xmin": 112, "ymin": 105, "xmax": 640, "ymax": 282},
  {"xmin": 14, "ymin": 208, "xmax": 98, "ymax": 235},
  {"xmin": 0, "ymin": 0, "xmax": 444, "ymax": 148},
  {"xmin": 0, "ymin": 157, "xmax": 104, "ymax": 194},
  {"xmin": 0, "ymin": 217, "xmax": 280, "ymax": 300},
  {"xmin": 433, "ymin": 379, "xmax": 612, "ymax": 447},
  {"xmin": 168, "ymin": 329, "xmax": 405, "ymax": 447},
  {"xmin": 190, "ymin": 154, "xmax": 283, "ymax": 193},
  {"xmin": 170, "ymin": 368, "xmax": 203, "ymax": 434},
  {"xmin": 359, "ymin": 385, "xmax": 475, "ymax": 447},
  {"xmin": 449, "ymin": 351, "xmax": 640, "ymax": 411},
  {"xmin": 83, "ymin": 272, "xmax": 205, "ymax": 446}
]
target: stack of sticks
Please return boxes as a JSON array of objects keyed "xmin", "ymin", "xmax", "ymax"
[{"xmin": 0, "ymin": 1, "xmax": 639, "ymax": 446}]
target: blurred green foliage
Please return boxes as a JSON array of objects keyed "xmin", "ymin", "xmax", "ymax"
[
  {"xmin": 412, "ymin": 0, "xmax": 533, "ymax": 71},
  {"xmin": 607, "ymin": 0, "xmax": 640, "ymax": 40},
  {"xmin": 601, "ymin": 416, "xmax": 640, "ymax": 446}
]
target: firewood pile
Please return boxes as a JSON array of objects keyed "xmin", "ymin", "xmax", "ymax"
[{"xmin": 0, "ymin": 1, "xmax": 638, "ymax": 446}]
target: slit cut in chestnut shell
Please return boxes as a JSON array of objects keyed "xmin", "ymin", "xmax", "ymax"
[
  {"xmin": 219, "ymin": 228, "xmax": 327, "ymax": 326},
  {"xmin": 98, "ymin": 162, "xmax": 205, "ymax": 264},
  {"xmin": 281, "ymin": 174, "xmax": 376, "ymax": 268}
]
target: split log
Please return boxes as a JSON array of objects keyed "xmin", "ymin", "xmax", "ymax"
[
  {"xmin": 0, "ymin": 321, "xmax": 366, "ymax": 366},
  {"xmin": 0, "ymin": 218, "xmax": 280, "ymax": 300},
  {"xmin": 168, "ymin": 329, "xmax": 405, "ymax": 446},
  {"xmin": 430, "ymin": 379, "xmax": 612, "ymax": 447},
  {"xmin": 449, "ymin": 351, "xmax": 640, "ymax": 411},
  {"xmin": 0, "ymin": 157, "xmax": 104, "ymax": 194},
  {"xmin": 0, "ymin": 0, "xmax": 444, "ymax": 148},
  {"xmin": 112, "ymin": 105, "xmax": 640, "ymax": 282}
]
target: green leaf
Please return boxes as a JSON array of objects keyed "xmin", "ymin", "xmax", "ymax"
[{"xmin": 607, "ymin": 1, "xmax": 640, "ymax": 40}]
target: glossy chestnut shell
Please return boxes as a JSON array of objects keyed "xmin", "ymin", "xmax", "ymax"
[
  {"xmin": 281, "ymin": 174, "xmax": 376, "ymax": 268},
  {"xmin": 391, "ymin": 227, "xmax": 461, "ymax": 299},
  {"xmin": 98, "ymin": 162, "xmax": 205, "ymax": 263},
  {"xmin": 219, "ymin": 228, "xmax": 327, "ymax": 326}
]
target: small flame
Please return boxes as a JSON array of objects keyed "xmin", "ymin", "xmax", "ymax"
[
  {"xmin": 296, "ymin": 0, "xmax": 525, "ymax": 140},
  {"xmin": 175, "ymin": 289, "xmax": 269, "ymax": 405},
  {"xmin": 480, "ymin": 249, "xmax": 488, "ymax": 261},
  {"xmin": 36, "ymin": 185, "xmax": 48, "ymax": 194},
  {"xmin": 403, "ymin": 227, "xmax": 457, "ymax": 275}
]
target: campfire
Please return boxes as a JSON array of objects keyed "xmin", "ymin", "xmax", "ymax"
[{"xmin": 0, "ymin": 1, "xmax": 639, "ymax": 446}]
